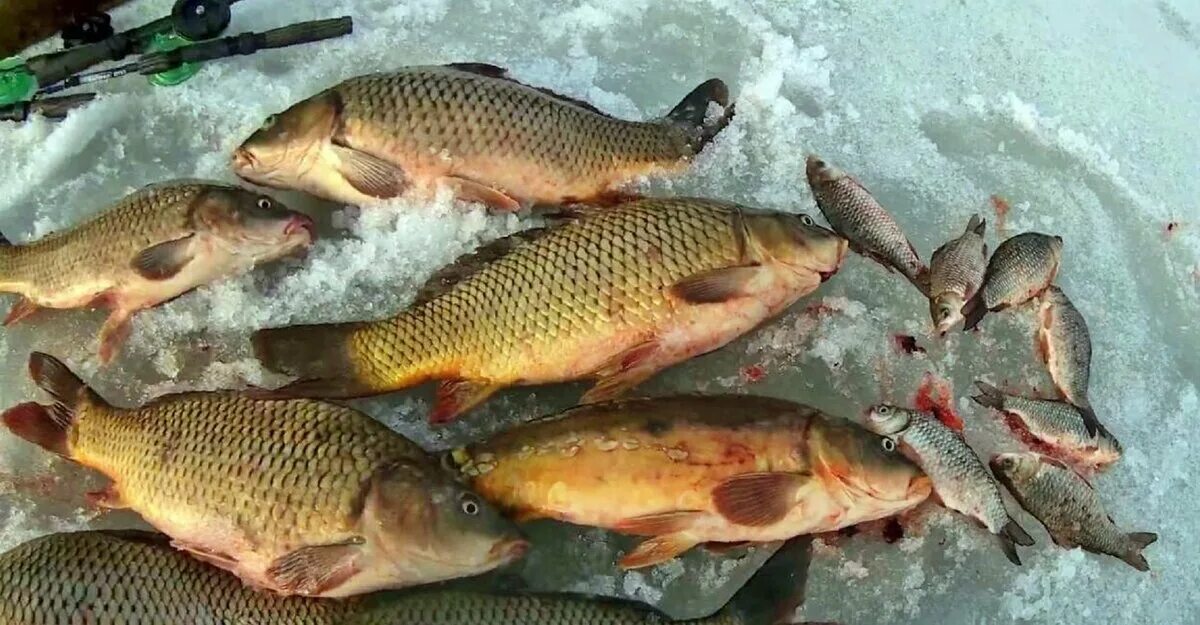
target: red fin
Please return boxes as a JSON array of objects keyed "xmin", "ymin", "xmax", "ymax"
[
  {"xmin": 581, "ymin": 339, "xmax": 662, "ymax": 404},
  {"xmin": 443, "ymin": 176, "xmax": 521, "ymax": 213},
  {"xmin": 97, "ymin": 309, "xmax": 133, "ymax": 364},
  {"xmin": 431, "ymin": 379, "xmax": 501, "ymax": 424},
  {"xmin": 86, "ymin": 483, "xmax": 129, "ymax": 510},
  {"xmin": 3, "ymin": 297, "xmax": 41, "ymax": 326},
  {"xmin": 618, "ymin": 533, "xmax": 700, "ymax": 569},
  {"xmin": 712, "ymin": 472, "xmax": 808, "ymax": 526},
  {"xmin": 613, "ymin": 510, "xmax": 705, "ymax": 536},
  {"xmin": 266, "ymin": 541, "xmax": 364, "ymax": 596},
  {"xmin": 171, "ymin": 540, "xmax": 241, "ymax": 572},
  {"xmin": 702, "ymin": 541, "xmax": 753, "ymax": 555},
  {"xmin": 1, "ymin": 402, "xmax": 69, "ymax": 456}
]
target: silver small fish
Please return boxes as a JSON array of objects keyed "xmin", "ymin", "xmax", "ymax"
[
  {"xmin": 805, "ymin": 156, "xmax": 928, "ymax": 295},
  {"xmin": 928, "ymin": 214, "xmax": 988, "ymax": 334},
  {"xmin": 972, "ymin": 381, "xmax": 1121, "ymax": 470},
  {"xmin": 1037, "ymin": 285, "xmax": 1101, "ymax": 436},
  {"xmin": 962, "ymin": 232, "xmax": 1062, "ymax": 331},
  {"xmin": 991, "ymin": 452, "xmax": 1157, "ymax": 571},
  {"xmin": 866, "ymin": 405, "xmax": 1034, "ymax": 565}
]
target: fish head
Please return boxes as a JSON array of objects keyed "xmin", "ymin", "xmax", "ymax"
[
  {"xmin": 930, "ymin": 293, "xmax": 966, "ymax": 334},
  {"xmin": 810, "ymin": 415, "xmax": 931, "ymax": 506},
  {"xmin": 804, "ymin": 154, "xmax": 847, "ymax": 190},
  {"xmin": 366, "ymin": 462, "xmax": 527, "ymax": 581},
  {"xmin": 233, "ymin": 92, "xmax": 340, "ymax": 191},
  {"xmin": 744, "ymin": 211, "xmax": 847, "ymax": 282},
  {"xmin": 989, "ymin": 452, "xmax": 1041, "ymax": 489},
  {"xmin": 191, "ymin": 188, "xmax": 314, "ymax": 260},
  {"xmin": 864, "ymin": 404, "xmax": 913, "ymax": 438}
]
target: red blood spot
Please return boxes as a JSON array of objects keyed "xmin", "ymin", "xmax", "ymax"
[
  {"xmin": 1165, "ymin": 221, "xmax": 1183, "ymax": 241},
  {"xmin": 740, "ymin": 364, "xmax": 767, "ymax": 384},
  {"xmin": 913, "ymin": 372, "xmax": 963, "ymax": 431},
  {"xmin": 990, "ymin": 194, "xmax": 1011, "ymax": 237},
  {"xmin": 892, "ymin": 334, "xmax": 926, "ymax": 355}
]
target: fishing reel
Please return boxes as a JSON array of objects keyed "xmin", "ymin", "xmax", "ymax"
[{"xmin": 0, "ymin": 0, "xmax": 353, "ymax": 118}]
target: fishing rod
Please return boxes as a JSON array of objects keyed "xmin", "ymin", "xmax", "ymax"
[{"xmin": 0, "ymin": 0, "xmax": 353, "ymax": 118}]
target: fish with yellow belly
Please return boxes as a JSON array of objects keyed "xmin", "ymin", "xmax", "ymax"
[
  {"xmin": 452, "ymin": 395, "xmax": 932, "ymax": 569},
  {"xmin": 233, "ymin": 63, "xmax": 733, "ymax": 210},
  {"xmin": 251, "ymin": 198, "xmax": 847, "ymax": 423}
]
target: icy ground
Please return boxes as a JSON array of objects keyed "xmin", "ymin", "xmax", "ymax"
[{"xmin": 1, "ymin": 0, "xmax": 1198, "ymax": 622}]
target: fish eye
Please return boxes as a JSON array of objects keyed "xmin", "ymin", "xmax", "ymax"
[
  {"xmin": 256, "ymin": 198, "xmax": 273, "ymax": 211},
  {"xmin": 459, "ymin": 493, "xmax": 481, "ymax": 516},
  {"xmin": 877, "ymin": 406, "xmax": 892, "ymax": 416},
  {"xmin": 881, "ymin": 438, "xmax": 897, "ymax": 452},
  {"xmin": 800, "ymin": 214, "xmax": 815, "ymax": 227},
  {"xmin": 262, "ymin": 114, "xmax": 277, "ymax": 129}
]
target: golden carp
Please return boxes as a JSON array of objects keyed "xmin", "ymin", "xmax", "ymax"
[
  {"xmin": 1037, "ymin": 285, "xmax": 1102, "ymax": 435},
  {"xmin": 0, "ymin": 181, "xmax": 313, "ymax": 363},
  {"xmin": 866, "ymin": 405, "xmax": 1035, "ymax": 565},
  {"xmin": 252, "ymin": 198, "xmax": 847, "ymax": 423},
  {"xmin": 928, "ymin": 214, "xmax": 987, "ymax": 334},
  {"xmin": 452, "ymin": 395, "xmax": 931, "ymax": 569},
  {"xmin": 971, "ymin": 381, "xmax": 1121, "ymax": 471},
  {"xmin": 0, "ymin": 353, "xmax": 526, "ymax": 598},
  {"xmin": 233, "ymin": 63, "xmax": 733, "ymax": 209},
  {"xmin": 962, "ymin": 231, "xmax": 1063, "ymax": 331},
  {"xmin": 991, "ymin": 452, "xmax": 1157, "ymax": 571},
  {"xmin": 804, "ymin": 155, "xmax": 929, "ymax": 295}
]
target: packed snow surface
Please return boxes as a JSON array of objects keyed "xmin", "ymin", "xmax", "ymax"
[{"xmin": 1, "ymin": 0, "xmax": 1197, "ymax": 623}]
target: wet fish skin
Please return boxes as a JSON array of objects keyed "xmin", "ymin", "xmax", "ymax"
[
  {"xmin": 866, "ymin": 405, "xmax": 1034, "ymax": 565},
  {"xmin": 971, "ymin": 381, "xmax": 1121, "ymax": 470},
  {"xmin": 0, "ymin": 531, "xmax": 740, "ymax": 625},
  {"xmin": 233, "ymin": 64, "xmax": 732, "ymax": 209},
  {"xmin": 928, "ymin": 214, "xmax": 987, "ymax": 334},
  {"xmin": 962, "ymin": 232, "xmax": 1063, "ymax": 331},
  {"xmin": 0, "ymin": 181, "xmax": 313, "ymax": 363},
  {"xmin": 1037, "ymin": 285, "xmax": 1102, "ymax": 436},
  {"xmin": 0, "ymin": 353, "xmax": 525, "ymax": 598},
  {"xmin": 252, "ymin": 198, "xmax": 846, "ymax": 423},
  {"xmin": 991, "ymin": 452, "xmax": 1157, "ymax": 571},
  {"xmin": 804, "ymin": 155, "xmax": 929, "ymax": 295},
  {"xmin": 454, "ymin": 395, "xmax": 931, "ymax": 569}
]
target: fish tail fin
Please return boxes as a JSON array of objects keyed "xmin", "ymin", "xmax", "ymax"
[
  {"xmin": 28, "ymin": 352, "xmax": 97, "ymax": 417},
  {"xmin": 1122, "ymin": 532, "xmax": 1158, "ymax": 572},
  {"xmin": 251, "ymin": 323, "xmax": 381, "ymax": 399},
  {"xmin": 1, "ymin": 402, "xmax": 70, "ymax": 456},
  {"xmin": 1075, "ymin": 404, "xmax": 1104, "ymax": 437},
  {"xmin": 961, "ymin": 292, "xmax": 987, "ymax": 331},
  {"xmin": 665, "ymin": 78, "xmax": 733, "ymax": 153},
  {"xmin": 726, "ymin": 537, "xmax": 814, "ymax": 625},
  {"xmin": 971, "ymin": 380, "xmax": 1005, "ymax": 410},
  {"xmin": 1003, "ymin": 517, "xmax": 1036, "ymax": 546},
  {"xmin": 966, "ymin": 214, "xmax": 986, "ymax": 236}
]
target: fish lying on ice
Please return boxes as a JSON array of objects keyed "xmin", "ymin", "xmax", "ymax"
[
  {"xmin": 927, "ymin": 214, "xmax": 987, "ymax": 334},
  {"xmin": 961, "ymin": 231, "xmax": 1062, "ymax": 331}
]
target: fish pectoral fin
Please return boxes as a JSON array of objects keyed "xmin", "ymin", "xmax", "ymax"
[
  {"xmin": 669, "ymin": 265, "xmax": 765, "ymax": 303},
  {"xmin": 613, "ymin": 510, "xmax": 706, "ymax": 536},
  {"xmin": 431, "ymin": 379, "xmax": 503, "ymax": 425},
  {"xmin": 581, "ymin": 339, "xmax": 662, "ymax": 404},
  {"xmin": 441, "ymin": 176, "xmax": 522, "ymax": 213},
  {"xmin": 619, "ymin": 533, "xmax": 702, "ymax": 569},
  {"xmin": 331, "ymin": 144, "xmax": 407, "ymax": 199},
  {"xmin": 85, "ymin": 483, "xmax": 129, "ymax": 510},
  {"xmin": 97, "ymin": 309, "xmax": 134, "ymax": 364},
  {"xmin": 701, "ymin": 541, "xmax": 754, "ymax": 555},
  {"xmin": 266, "ymin": 539, "xmax": 365, "ymax": 597},
  {"xmin": 712, "ymin": 472, "xmax": 809, "ymax": 527},
  {"xmin": 3, "ymin": 297, "xmax": 42, "ymax": 326},
  {"xmin": 131, "ymin": 235, "xmax": 196, "ymax": 280}
]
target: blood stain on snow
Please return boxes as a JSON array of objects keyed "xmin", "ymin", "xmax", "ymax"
[
  {"xmin": 913, "ymin": 371, "xmax": 963, "ymax": 431},
  {"xmin": 989, "ymin": 194, "xmax": 1011, "ymax": 237},
  {"xmin": 892, "ymin": 334, "xmax": 926, "ymax": 355},
  {"xmin": 740, "ymin": 364, "xmax": 767, "ymax": 384},
  {"xmin": 1164, "ymin": 220, "xmax": 1184, "ymax": 241}
]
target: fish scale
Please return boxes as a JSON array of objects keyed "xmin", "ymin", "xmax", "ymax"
[
  {"xmin": 929, "ymin": 217, "xmax": 986, "ymax": 302},
  {"xmin": 979, "ymin": 232, "xmax": 1062, "ymax": 310},
  {"xmin": 73, "ymin": 393, "xmax": 421, "ymax": 544},
  {"xmin": 971, "ymin": 382, "xmax": 1120, "ymax": 469},
  {"xmin": 0, "ymin": 531, "xmax": 739, "ymax": 625},
  {"xmin": 349, "ymin": 201, "xmax": 739, "ymax": 388},
  {"xmin": 1038, "ymin": 286, "xmax": 1092, "ymax": 407}
]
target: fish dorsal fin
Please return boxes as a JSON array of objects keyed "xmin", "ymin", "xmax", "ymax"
[
  {"xmin": 444, "ymin": 63, "xmax": 616, "ymax": 119},
  {"xmin": 411, "ymin": 228, "xmax": 554, "ymax": 307}
]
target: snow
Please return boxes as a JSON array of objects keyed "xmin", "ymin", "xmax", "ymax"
[{"xmin": 1, "ymin": 0, "xmax": 1197, "ymax": 623}]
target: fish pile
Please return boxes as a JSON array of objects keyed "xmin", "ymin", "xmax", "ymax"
[{"xmin": 0, "ymin": 57, "xmax": 1159, "ymax": 625}]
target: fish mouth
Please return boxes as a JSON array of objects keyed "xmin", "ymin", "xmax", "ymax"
[
  {"xmin": 284, "ymin": 213, "xmax": 316, "ymax": 239},
  {"xmin": 232, "ymin": 147, "xmax": 257, "ymax": 174},
  {"xmin": 819, "ymin": 269, "xmax": 837, "ymax": 283},
  {"xmin": 489, "ymin": 538, "xmax": 530, "ymax": 564}
]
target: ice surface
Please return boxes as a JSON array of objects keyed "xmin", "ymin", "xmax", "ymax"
[{"xmin": 1, "ymin": 0, "xmax": 1198, "ymax": 622}]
